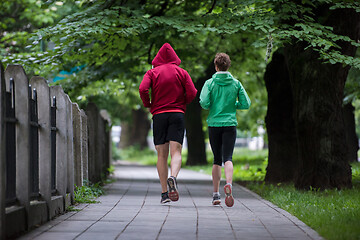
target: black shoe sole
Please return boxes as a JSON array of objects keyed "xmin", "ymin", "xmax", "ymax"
[{"xmin": 161, "ymin": 198, "xmax": 171, "ymax": 204}]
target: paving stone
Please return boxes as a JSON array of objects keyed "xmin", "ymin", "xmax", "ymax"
[
  {"xmin": 67, "ymin": 212, "xmax": 105, "ymax": 221},
  {"xmin": 85, "ymin": 221, "xmax": 127, "ymax": 232},
  {"xmin": 25, "ymin": 231, "xmax": 79, "ymax": 240},
  {"xmin": 117, "ymin": 231, "xmax": 158, "ymax": 240},
  {"xmin": 158, "ymin": 232, "xmax": 196, "ymax": 240},
  {"xmin": 17, "ymin": 163, "xmax": 324, "ymax": 240},
  {"xmin": 47, "ymin": 220, "xmax": 94, "ymax": 232},
  {"xmin": 75, "ymin": 231, "xmax": 120, "ymax": 240}
]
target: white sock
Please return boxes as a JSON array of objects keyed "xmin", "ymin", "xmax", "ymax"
[{"xmin": 213, "ymin": 192, "xmax": 220, "ymax": 197}]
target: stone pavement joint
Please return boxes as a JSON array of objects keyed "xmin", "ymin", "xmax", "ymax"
[{"xmin": 18, "ymin": 163, "xmax": 324, "ymax": 240}]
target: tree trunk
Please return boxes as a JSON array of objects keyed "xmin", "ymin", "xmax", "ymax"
[
  {"xmin": 119, "ymin": 108, "xmax": 150, "ymax": 150},
  {"xmin": 284, "ymin": 7, "xmax": 360, "ymax": 190},
  {"xmin": 264, "ymin": 49, "xmax": 298, "ymax": 183},
  {"xmin": 286, "ymin": 46, "xmax": 352, "ymax": 189},
  {"xmin": 185, "ymin": 62, "xmax": 214, "ymax": 166},
  {"xmin": 185, "ymin": 100, "xmax": 207, "ymax": 165},
  {"xmin": 343, "ymin": 103, "xmax": 359, "ymax": 163}
]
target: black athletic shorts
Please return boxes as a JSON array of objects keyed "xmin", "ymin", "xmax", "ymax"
[
  {"xmin": 152, "ymin": 112, "xmax": 185, "ymax": 146},
  {"xmin": 208, "ymin": 126, "xmax": 236, "ymax": 166}
]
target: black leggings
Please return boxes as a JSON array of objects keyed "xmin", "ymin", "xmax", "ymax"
[{"xmin": 208, "ymin": 126, "xmax": 236, "ymax": 166}]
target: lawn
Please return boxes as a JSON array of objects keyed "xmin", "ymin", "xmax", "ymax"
[
  {"xmin": 246, "ymin": 176, "xmax": 360, "ymax": 240},
  {"xmin": 183, "ymin": 148, "xmax": 268, "ymax": 181},
  {"xmin": 115, "ymin": 146, "xmax": 268, "ymax": 182},
  {"xmin": 115, "ymin": 146, "xmax": 360, "ymax": 240}
]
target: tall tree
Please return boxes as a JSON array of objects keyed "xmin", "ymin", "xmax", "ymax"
[
  {"xmin": 264, "ymin": 49, "xmax": 298, "ymax": 183},
  {"xmin": 184, "ymin": 61, "xmax": 214, "ymax": 165},
  {"xmin": 283, "ymin": 5, "xmax": 360, "ymax": 189},
  {"xmin": 118, "ymin": 108, "xmax": 150, "ymax": 149},
  {"xmin": 3, "ymin": 0, "xmax": 359, "ymax": 177},
  {"xmin": 5, "ymin": 0, "xmax": 266, "ymax": 165}
]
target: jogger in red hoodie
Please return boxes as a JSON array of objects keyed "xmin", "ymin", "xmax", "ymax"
[{"xmin": 139, "ymin": 43, "xmax": 197, "ymax": 203}]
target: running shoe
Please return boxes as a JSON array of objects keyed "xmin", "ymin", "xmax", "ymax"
[
  {"xmin": 161, "ymin": 192, "xmax": 170, "ymax": 204},
  {"xmin": 167, "ymin": 176, "xmax": 179, "ymax": 201},
  {"xmin": 224, "ymin": 184, "xmax": 234, "ymax": 207},
  {"xmin": 212, "ymin": 193, "xmax": 221, "ymax": 205}
]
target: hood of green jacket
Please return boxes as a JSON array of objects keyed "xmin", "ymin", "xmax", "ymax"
[
  {"xmin": 199, "ymin": 71, "xmax": 251, "ymax": 127},
  {"xmin": 212, "ymin": 72, "xmax": 233, "ymax": 86}
]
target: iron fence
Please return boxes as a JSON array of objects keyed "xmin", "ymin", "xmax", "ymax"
[
  {"xmin": 1, "ymin": 65, "xmax": 112, "ymax": 238},
  {"xmin": 29, "ymin": 86, "xmax": 39, "ymax": 198},
  {"xmin": 50, "ymin": 96, "xmax": 57, "ymax": 194},
  {"xmin": 5, "ymin": 78, "xmax": 16, "ymax": 206}
]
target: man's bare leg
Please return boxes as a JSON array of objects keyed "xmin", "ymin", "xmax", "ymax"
[
  {"xmin": 166, "ymin": 141, "xmax": 182, "ymax": 201},
  {"xmin": 155, "ymin": 143, "xmax": 169, "ymax": 193},
  {"xmin": 169, "ymin": 141, "xmax": 182, "ymax": 177}
]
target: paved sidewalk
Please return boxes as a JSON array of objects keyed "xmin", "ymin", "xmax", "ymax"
[{"xmin": 19, "ymin": 163, "xmax": 323, "ymax": 240}]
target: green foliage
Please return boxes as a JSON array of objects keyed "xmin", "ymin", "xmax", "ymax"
[
  {"xmin": 66, "ymin": 206, "xmax": 82, "ymax": 212},
  {"xmin": 0, "ymin": 0, "xmax": 58, "ymax": 31},
  {"xmin": 68, "ymin": 176, "xmax": 115, "ymax": 211},
  {"xmin": 344, "ymin": 49, "xmax": 360, "ymax": 137},
  {"xmin": 112, "ymin": 142, "xmax": 122, "ymax": 161},
  {"xmin": 352, "ymin": 162, "xmax": 360, "ymax": 182},
  {"xmin": 247, "ymin": 164, "xmax": 360, "ymax": 240},
  {"xmin": 185, "ymin": 148, "xmax": 268, "ymax": 181},
  {"xmin": 107, "ymin": 165, "xmax": 115, "ymax": 175},
  {"xmin": 18, "ymin": 0, "xmax": 359, "ymax": 70},
  {"xmin": 345, "ymin": 69, "xmax": 360, "ymax": 104},
  {"xmin": 228, "ymin": 148, "xmax": 268, "ymax": 181},
  {"xmin": 74, "ymin": 180, "xmax": 104, "ymax": 204},
  {"xmin": 355, "ymin": 100, "xmax": 360, "ymax": 137},
  {"xmin": 344, "ymin": 49, "xmax": 360, "ymax": 99},
  {"xmin": 2, "ymin": 0, "xmax": 359, "ymax": 134},
  {"xmin": 118, "ymin": 146, "xmax": 269, "ymax": 180},
  {"xmin": 0, "ymin": 0, "xmax": 81, "ymax": 68},
  {"xmin": 117, "ymin": 146, "xmax": 158, "ymax": 165}
]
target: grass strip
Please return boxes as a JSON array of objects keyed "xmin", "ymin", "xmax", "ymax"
[{"xmin": 246, "ymin": 175, "xmax": 360, "ymax": 240}]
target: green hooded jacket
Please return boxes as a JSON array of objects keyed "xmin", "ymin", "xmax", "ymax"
[{"xmin": 199, "ymin": 72, "xmax": 251, "ymax": 127}]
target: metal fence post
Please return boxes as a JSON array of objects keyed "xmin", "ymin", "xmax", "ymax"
[
  {"xmin": 72, "ymin": 103, "xmax": 82, "ymax": 188},
  {"xmin": 80, "ymin": 110, "xmax": 88, "ymax": 184},
  {"xmin": 0, "ymin": 62, "xmax": 6, "ymax": 240},
  {"xmin": 1, "ymin": 63, "xmax": 113, "ymax": 237},
  {"xmin": 86, "ymin": 103, "xmax": 100, "ymax": 183},
  {"xmin": 5, "ymin": 65, "xmax": 30, "ymax": 233},
  {"xmin": 1, "ymin": 64, "xmax": 110, "ymax": 237},
  {"xmin": 100, "ymin": 110, "xmax": 111, "ymax": 178},
  {"xmin": 29, "ymin": 76, "xmax": 51, "ymax": 219},
  {"xmin": 65, "ymin": 95, "xmax": 74, "ymax": 206},
  {"xmin": 5, "ymin": 78, "xmax": 16, "ymax": 207},
  {"xmin": 50, "ymin": 86, "xmax": 68, "ymax": 207},
  {"xmin": 50, "ymin": 96, "xmax": 56, "ymax": 194},
  {"xmin": 29, "ymin": 85, "xmax": 40, "ymax": 198}
]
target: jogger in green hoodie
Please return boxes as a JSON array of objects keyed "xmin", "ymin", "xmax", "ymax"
[{"xmin": 199, "ymin": 53, "xmax": 251, "ymax": 207}]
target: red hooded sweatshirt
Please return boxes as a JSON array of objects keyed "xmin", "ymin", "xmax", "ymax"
[{"xmin": 139, "ymin": 43, "xmax": 197, "ymax": 115}]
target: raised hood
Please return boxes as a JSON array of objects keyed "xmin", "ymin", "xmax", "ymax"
[{"xmin": 152, "ymin": 43, "xmax": 181, "ymax": 67}]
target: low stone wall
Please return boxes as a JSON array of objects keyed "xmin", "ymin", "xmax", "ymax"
[{"xmin": 0, "ymin": 63, "xmax": 111, "ymax": 239}]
